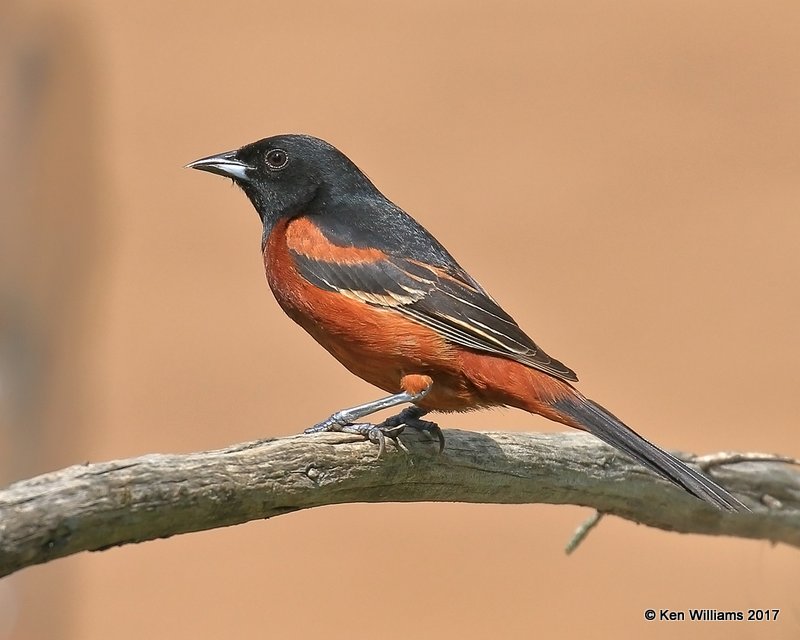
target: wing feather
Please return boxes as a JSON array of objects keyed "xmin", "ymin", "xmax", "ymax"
[{"xmin": 290, "ymin": 251, "xmax": 578, "ymax": 382}]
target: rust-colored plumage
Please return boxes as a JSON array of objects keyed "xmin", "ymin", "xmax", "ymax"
[{"xmin": 267, "ymin": 217, "xmax": 474, "ymax": 411}]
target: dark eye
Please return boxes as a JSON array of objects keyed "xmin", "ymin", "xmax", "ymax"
[{"xmin": 265, "ymin": 149, "xmax": 289, "ymax": 170}]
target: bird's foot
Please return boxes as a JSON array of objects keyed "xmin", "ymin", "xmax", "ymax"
[
  {"xmin": 304, "ymin": 387, "xmax": 431, "ymax": 436},
  {"xmin": 304, "ymin": 405, "xmax": 443, "ymax": 455},
  {"xmin": 304, "ymin": 418, "xmax": 406, "ymax": 456},
  {"xmin": 376, "ymin": 406, "xmax": 445, "ymax": 453},
  {"xmin": 342, "ymin": 422, "xmax": 408, "ymax": 456}
]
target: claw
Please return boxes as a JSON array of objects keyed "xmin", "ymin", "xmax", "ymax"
[
  {"xmin": 411, "ymin": 419, "xmax": 445, "ymax": 453},
  {"xmin": 338, "ymin": 422, "xmax": 405, "ymax": 456}
]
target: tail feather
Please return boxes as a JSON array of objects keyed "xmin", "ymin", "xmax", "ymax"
[{"xmin": 553, "ymin": 393, "xmax": 747, "ymax": 512}]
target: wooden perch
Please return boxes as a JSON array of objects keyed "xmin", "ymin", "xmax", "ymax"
[{"xmin": 0, "ymin": 429, "xmax": 798, "ymax": 577}]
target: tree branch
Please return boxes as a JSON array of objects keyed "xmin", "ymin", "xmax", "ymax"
[{"xmin": 1, "ymin": 429, "xmax": 798, "ymax": 577}]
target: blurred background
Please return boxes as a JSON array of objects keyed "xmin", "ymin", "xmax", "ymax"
[{"xmin": 1, "ymin": 1, "xmax": 798, "ymax": 638}]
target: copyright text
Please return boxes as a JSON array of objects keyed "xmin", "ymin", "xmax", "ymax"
[{"xmin": 643, "ymin": 609, "xmax": 779, "ymax": 622}]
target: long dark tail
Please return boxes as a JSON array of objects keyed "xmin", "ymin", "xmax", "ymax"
[{"xmin": 552, "ymin": 392, "xmax": 747, "ymax": 512}]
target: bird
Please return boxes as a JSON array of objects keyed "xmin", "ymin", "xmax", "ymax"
[{"xmin": 187, "ymin": 133, "xmax": 746, "ymax": 512}]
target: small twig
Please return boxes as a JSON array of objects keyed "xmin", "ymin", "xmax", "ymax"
[{"xmin": 565, "ymin": 511, "xmax": 605, "ymax": 555}]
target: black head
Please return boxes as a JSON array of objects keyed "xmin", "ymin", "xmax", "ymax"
[{"xmin": 186, "ymin": 134, "xmax": 376, "ymax": 228}]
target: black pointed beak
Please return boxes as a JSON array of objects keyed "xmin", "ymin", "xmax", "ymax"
[{"xmin": 185, "ymin": 150, "xmax": 253, "ymax": 181}]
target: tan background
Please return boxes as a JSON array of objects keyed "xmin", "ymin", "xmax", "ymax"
[{"xmin": 2, "ymin": 1, "xmax": 798, "ymax": 638}]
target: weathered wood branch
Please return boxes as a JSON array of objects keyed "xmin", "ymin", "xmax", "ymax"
[{"xmin": 1, "ymin": 430, "xmax": 798, "ymax": 577}]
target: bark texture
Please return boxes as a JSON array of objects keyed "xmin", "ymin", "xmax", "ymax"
[{"xmin": 1, "ymin": 430, "xmax": 798, "ymax": 577}]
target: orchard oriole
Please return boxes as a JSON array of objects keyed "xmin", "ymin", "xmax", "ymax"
[{"xmin": 187, "ymin": 134, "xmax": 746, "ymax": 512}]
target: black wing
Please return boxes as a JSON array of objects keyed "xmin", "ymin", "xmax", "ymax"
[{"xmin": 291, "ymin": 251, "xmax": 578, "ymax": 382}]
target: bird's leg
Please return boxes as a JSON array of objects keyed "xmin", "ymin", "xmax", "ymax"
[
  {"xmin": 304, "ymin": 386, "xmax": 442, "ymax": 454},
  {"xmin": 306, "ymin": 389, "xmax": 430, "ymax": 432}
]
